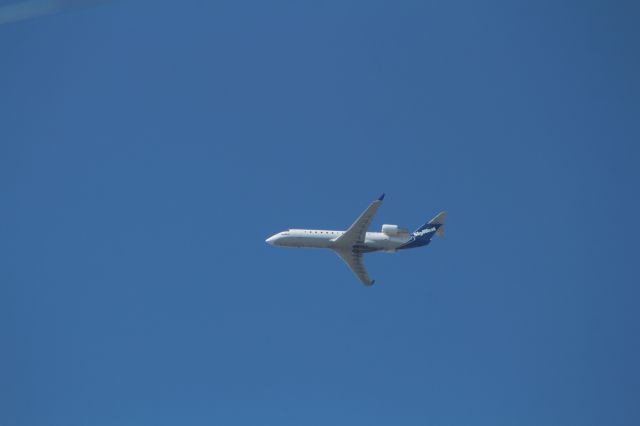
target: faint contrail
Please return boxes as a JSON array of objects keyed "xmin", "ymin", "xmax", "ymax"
[{"xmin": 0, "ymin": 0, "xmax": 107, "ymax": 25}]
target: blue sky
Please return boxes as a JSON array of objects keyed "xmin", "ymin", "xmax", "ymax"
[{"xmin": 2, "ymin": 1, "xmax": 639, "ymax": 425}]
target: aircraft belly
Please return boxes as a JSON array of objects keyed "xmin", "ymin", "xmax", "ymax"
[
  {"xmin": 285, "ymin": 236, "xmax": 333, "ymax": 249},
  {"xmin": 364, "ymin": 235, "xmax": 410, "ymax": 251}
]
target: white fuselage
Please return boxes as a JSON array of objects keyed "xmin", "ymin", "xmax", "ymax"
[
  {"xmin": 265, "ymin": 229, "xmax": 413, "ymax": 253},
  {"xmin": 265, "ymin": 194, "xmax": 445, "ymax": 285}
]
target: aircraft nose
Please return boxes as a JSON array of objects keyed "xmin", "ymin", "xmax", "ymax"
[{"xmin": 265, "ymin": 235, "xmax": 277, "ymax": 245}]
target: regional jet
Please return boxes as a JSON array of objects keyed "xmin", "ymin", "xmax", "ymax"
[{"xmin": 265, "ymin": 194, "xmax": 446, "ymax": 286}]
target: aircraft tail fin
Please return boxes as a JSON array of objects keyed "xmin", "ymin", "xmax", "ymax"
[{"xmin": 413, "ymin": 211, "xmax": 447, "ymax": 239}]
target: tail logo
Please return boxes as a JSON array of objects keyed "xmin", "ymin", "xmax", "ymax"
[{"xmin": 414, "ymin": 227, "xmax": 436, "ymax": 237}]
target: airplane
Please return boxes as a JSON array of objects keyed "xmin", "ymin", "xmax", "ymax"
[{"xmin": 265, "ymin": 194, "xmax": 446, "ymax": 286}]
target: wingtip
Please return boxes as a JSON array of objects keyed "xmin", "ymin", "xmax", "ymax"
[{"xmin": 377, "ymin": 193, "xmax": 385, "ymax": 201}]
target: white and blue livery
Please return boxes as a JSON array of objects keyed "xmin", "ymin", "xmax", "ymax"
[{"xmin": 266, "ymin": 194, "xmax": 446, "ymax": 286}]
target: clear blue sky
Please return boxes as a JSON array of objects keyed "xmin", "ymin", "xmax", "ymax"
[{"xmin": 2, "ymin": 1, "xmax": 639, "ymax": 425}]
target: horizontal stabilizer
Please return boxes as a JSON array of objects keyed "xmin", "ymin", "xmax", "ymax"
[{"xmin": 429, "ymin": 212, "xmax": 447, "ymax": 238}]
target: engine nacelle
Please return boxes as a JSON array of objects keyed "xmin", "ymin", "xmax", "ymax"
[
  {"xmin": 381, "ymin": 224, "xmax": 408, "ymax": 236},
  {"xmin": 382, "ymin": 224, "xmax": 400, "ymax": 237}
]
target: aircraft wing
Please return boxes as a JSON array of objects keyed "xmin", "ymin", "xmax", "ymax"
[
  {"xmin": 334, "ymin": 193, "xmax": 385, "ymax": 247},
  {"xmin": 334, "ymin": 249, "xmax": 374, "ymax": 286}
]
